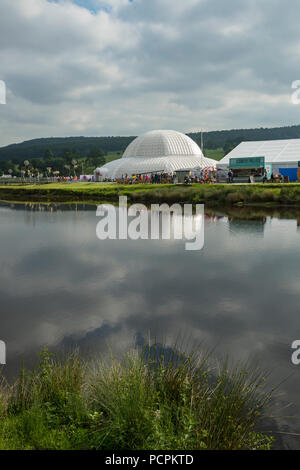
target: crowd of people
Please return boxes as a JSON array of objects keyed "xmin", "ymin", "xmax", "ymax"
[
  {"xmin": 226, "ymin": 169, "xmax": 285, "ymax": 184},
  {"xmin": 184, "ymin": 169, "xmax": 217, "ymax": 184},
  {"xmin": 100, "ymin": 168, "xmax": 217, "ymax": 184},
  {"xmin": 51, "ymin": 168, "xmax": 288, "ymax": 184},
  {"xmin": 263, "ymin": 170, "xmax": 284, "ymax": 183}
]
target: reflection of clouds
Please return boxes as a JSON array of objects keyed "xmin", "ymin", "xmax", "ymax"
[
  {"xmin": 0, "ymin": 210, "xmax": 299, "ymax": 334},
  {"xmin": 2, "ymin": 206, "xmax": 300, "ymax": 444},
  {"xmin": 1, "ymin": 207, "xmax": 300, "ymax": 355}
]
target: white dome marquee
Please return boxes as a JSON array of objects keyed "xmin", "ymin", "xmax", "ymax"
[
  {"xmin": 95, "ymin": 130, "xmax": 217, "ymax": 179},
  {"xmin": 123, "ymin": 130, "xmax": 203, "ymax": 159}
]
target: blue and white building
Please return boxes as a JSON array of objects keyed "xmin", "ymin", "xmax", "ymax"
[{"xmin": 218, "ymin": 139, "xmax": 300, "ymax": 181}]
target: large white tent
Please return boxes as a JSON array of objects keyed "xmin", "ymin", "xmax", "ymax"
[
  {"xmin": 95, "ymin": 130, "xmax": 217, "ymax": 179},
  {"xmin": 217, "ymin": 139, "xmax": 300, "ymax": 181}
]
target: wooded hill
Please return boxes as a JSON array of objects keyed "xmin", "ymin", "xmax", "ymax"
[{"xmin": 1, "ymin": 124, "xmax": 300, "ymax": 162}]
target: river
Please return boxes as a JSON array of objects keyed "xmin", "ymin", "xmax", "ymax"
[{"xmin": 0, "ymin": 201, "xmax": 300, "ymax": 448}]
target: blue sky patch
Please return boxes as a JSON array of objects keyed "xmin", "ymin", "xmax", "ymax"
[{"xmin": 48, "ymin": 0, "xmax": 133, "ymax": 14}]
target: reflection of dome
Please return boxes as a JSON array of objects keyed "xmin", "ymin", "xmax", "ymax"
[{"xmin": 95, "ymin": 130, "xmax": 217, "ymax": 179}]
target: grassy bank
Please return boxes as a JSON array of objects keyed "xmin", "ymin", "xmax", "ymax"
[
  {"xmin": 0, "ymin": 347, "xmax": 274, "ymax": 450},
  {"xmin": 1, "ymin": 182, "xmax": 300, "ymax": 206}
]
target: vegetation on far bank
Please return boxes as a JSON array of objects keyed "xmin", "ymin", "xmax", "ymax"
[
  {"xmin": 0, "ymin": 148, "xmax": 107, "ymax": 179},
  {"xmin": 1, "ymin": 123, "xmax": 300, "ymax": 163},
  {"xmin": 0, "ymin": 347, "xmax": 274, "ymax": 450},
  {"xmin": 1, "ymin": 182, "xmax": 300, "ymax": 206}
]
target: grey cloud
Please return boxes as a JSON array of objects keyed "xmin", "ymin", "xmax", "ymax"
[{"xmin": 0, "ymin": 0, "xmax": 300, "ymax": 145}]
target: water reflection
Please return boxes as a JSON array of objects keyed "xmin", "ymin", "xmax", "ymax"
[{"xmin": 1, "ymin": 201, "xmax": 300, "ymax": 448}]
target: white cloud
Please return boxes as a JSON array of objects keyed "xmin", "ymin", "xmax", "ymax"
[{"xmin": 0, "ymin": 0, "xmax": 299, "ymax": 146}]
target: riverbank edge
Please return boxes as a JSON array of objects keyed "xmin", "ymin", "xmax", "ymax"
[{"xmin": 1, "ymin": 182, "xmax": 300, "ymax": 206}]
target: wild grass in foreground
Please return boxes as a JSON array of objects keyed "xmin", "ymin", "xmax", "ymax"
[{"xmin": 0, "ymin": 347, "xmax": 274, "ymax": 450}]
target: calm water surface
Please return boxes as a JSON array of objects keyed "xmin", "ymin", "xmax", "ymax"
[{"xmin": 1, "ymin": 201, "xmax": 300, "ymax": 448}]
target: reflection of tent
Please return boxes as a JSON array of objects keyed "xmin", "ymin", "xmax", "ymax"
[
  {"xmin": 95, "ymin": 130, "xmax": 217, "ymax": 179},
  {"xmin": 228, "ymin": 218, "xmax": 266, "ymax": 237}
]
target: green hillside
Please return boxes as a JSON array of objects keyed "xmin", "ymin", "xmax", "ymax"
[
  {"xmin": 0, "ymin": 137, "xmax": 134, "ymax": 163},
  {"xmin": 1, "ymin": 124, "xmax": 300, "ymax": 164},
  {"xmin": 203, "ymin": 148, "xmax": 225, "ymax": 161},
  {"xmin": 189, "ymin": 124, "xmax": 300, "ymax": 151}
]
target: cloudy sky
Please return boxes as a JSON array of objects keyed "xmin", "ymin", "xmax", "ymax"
[{"xmin": 0, "ymin": 0, "xmax": 300, "ymax": 146}]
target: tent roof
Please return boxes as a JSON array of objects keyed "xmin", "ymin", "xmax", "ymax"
[{"xmin": 218, "ymin": 139, "xmax": 300, "ymax": 167}]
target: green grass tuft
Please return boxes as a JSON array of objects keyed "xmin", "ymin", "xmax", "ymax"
[{"xmin": 0, "ymin": 346, "xmax": 275, "ymax": 450}]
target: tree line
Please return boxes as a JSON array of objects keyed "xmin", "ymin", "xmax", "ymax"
[
  {"xmin": 189, "ymin": 124, "xmax": 300, "ymax": 153},
  {"xmin": 0, "ymin": 136, "xmax": 134, "ymax": 163},
  {"xmin": 0, "ymin": 148, "xmax": 106, "ymax": 177}
]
